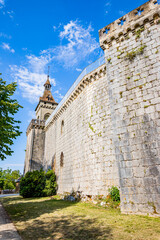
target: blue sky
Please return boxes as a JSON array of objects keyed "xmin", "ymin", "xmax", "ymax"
[{"xmin": 0, "ymin": 0, "xmax": 147, "ymax": 173}]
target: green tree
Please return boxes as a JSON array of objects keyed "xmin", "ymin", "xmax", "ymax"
[
  {"xmin": 20, "ymin": 169, "xmax": 57, "ymax": 198},
  {"xmin": 0, "ymin": 75, "xmax": 22, "ymax": 160},
  {"xmin": 0, "ymin": 168, "xmax": 21, "ymax": 189}
]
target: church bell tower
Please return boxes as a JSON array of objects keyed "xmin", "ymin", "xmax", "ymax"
[
  {"xmin": 35, "ymin": 75, "xmax": 58, "ymax": 121},
  {"xmin": 24, "ymin": 73, "xmax": 58, "ymax": 174}
]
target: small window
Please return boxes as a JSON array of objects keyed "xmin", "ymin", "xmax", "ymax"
[
  {"xmin": 44, "ymin": 113, "xmax": 50, "ymax": 121},
  {"xmin": 60, "ymin": 152, "xmax": 64, "ymax": 167},
  {"xmin": 61, "ymin": 120, "xmax": 64, "ymax": 134}
]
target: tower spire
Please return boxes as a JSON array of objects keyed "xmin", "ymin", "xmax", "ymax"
[
  {"xmin": 44, "ymin": 66, "xmax": 51, "ymax": 90},
  {"xmin": 48, "ymin": 66, "xmax": 50, "ymax": 78}
]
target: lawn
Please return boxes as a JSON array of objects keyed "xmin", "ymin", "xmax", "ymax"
[{"xmin": 1, "ymin": 196, "xmax": 160, "ymax": 240}]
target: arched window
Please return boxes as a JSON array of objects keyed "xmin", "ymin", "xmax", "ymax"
[
  {"xmin": 61, "ymin": 120, "xmax": 64, "ymax": 134},
  {"xmin": 60, "ymin": 152, "xmax": 64, "ymax": 167},
  {"xmin": 44, "ymin": 113, "xmax": 50, "ymax": 121}
]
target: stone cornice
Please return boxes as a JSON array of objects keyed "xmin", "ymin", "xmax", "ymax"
[
  {"xmin": 99, "ymin": 0, "xmax": 160, "ymax": 50},
  {"xmin": 45, "ymin": 64, "xmax": 106, "ymax": 130},
  {"xmin": 26, "ymin": 119, "xmax": 45, "ymax": 136},
  {"xmin": 35, "ymin": 100, "xmax": 58, "ymax": 111}
]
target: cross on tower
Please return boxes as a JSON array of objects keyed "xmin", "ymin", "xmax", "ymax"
[
  {"xmin": 135, "ymin": 9, "xmax": 144, "ymax": 16},
  {"xmin": 104, "ymin": 28, "xmax": 110, "ymax": 34},
  {"xmin": 154, "ymin": 0, "xmax": 160, "ymax": 4},
  {"xmin": 118, "ymin": 19, "xmax": 126, "ymax": 26}
]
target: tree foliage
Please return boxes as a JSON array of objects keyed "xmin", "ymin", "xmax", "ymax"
[
  {"xmin": 0, "ymin": 168, "xmax": 21, "ymax": 190},
  {"xmin": 0, "ymin": 75, "xmax": 22, "ymax": 160},
  {"xmin": 20, "ymin": 169, "xmax": 57, "ymax": 198}
]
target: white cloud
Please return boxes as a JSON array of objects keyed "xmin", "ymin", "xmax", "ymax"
[
  {"xmin": 10, "ymin": 20, "xmax": 99, "ymax": 103},
  {"xmin": 54, "ymin": 90, "xmax": 64, "ymax": 100},
  {"xmin": 22, "ymin": 47, "xmax": 27, "ymax": 51},
  {"xmin": 119, "ymin": 10, "xmax": 126, "ymax": 16},
  {"xmin": 105, "ymin": 2, "xmax": 111, "ymax": 6},
  {"xmin": 10, "ymin": 58, "xmax": 56, "ymax": 103},
  {"xmin": 0, "ymin": 0, "xmax": 5, "ymax": 8},
  {"xmin": 105, "ymin": 1, "xmax": 111, "ymax": 15},
  {"xmin": 43, "ymin": 20, "xmax": 99, "ymax": 68},
  {"xmin": 26, "ymin": 54, "xmax": 51, "ymax": 73},
  {"xmin": 56, "ymin": 20, "xmax": 99, "ymax": 68},
  {"xmin": 53, "ymin": 23, "xmax": 62, "ymax": 32},
  {"xmin": 0, "ymin": 32, "xmax": 11, "ymax": 39},
  {"xmin": 76, "ymin": 68, "xmax": 82, "ymax": 72},
  {"xmin": 7, "ymin": 10, "xmax": 14, "ymax": 18},
  {"xmin": 28, "ymin": 110, "xmax": 36, "ymax": 119},
  {"xmin": 1, "ymin": 42, "xmax": 15, "ymax": 53}
]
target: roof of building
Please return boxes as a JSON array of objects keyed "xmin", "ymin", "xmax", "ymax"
[
  {"xmin": 44, "ymin": 76, "xmax": 51, "ymax": 86},
  {"xmin": 35, "ymin": 75, "xmax": 58, "ymax": 111}
]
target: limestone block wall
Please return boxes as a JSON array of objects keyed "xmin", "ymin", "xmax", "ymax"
[
  {"xmin": 36, "ymin": 101, "xmax": 57, "ymax": 120},
  {"xmin": 24, "ymin": 120, "xmax": 45, "ymax": 174},
  {"xmin": 24, "ymin": 129, "xmax": 34, "ymax": 174},
  {"xmin": 44, "ymin": 64, "xmax": 119, "ymax": 196},
  {"xmin": 31, "ymin": 128, "xmax": 45, "ymax": 170},
  {"xmin": 99, "ymin": 0, "xmax": 160, "ymax": 215}
]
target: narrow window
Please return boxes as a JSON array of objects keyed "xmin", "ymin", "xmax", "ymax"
[
  {"xmin": 44, "ymin": 113, "xmax": 50, "ymax": 121},
  {"xmin": 61, "ymin": 120, "xmax": 64, "ymax": 134},
  {"xmin": 60, "ymin": 152, "xmax": 64, "ymax": 167}
]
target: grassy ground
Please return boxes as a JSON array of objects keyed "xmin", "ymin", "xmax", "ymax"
[{"xmin": 1, "ymin": 196, "xmax": 160, "ymax": 240}]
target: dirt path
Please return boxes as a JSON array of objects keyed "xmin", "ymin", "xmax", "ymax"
[{"xmin": 0, "ymin": 202, "xmax": 21, "ymax": 240}]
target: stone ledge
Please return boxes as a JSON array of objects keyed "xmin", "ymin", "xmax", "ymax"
[
  {"xmin": 99, "ymin": 0, "xmax": 160, "ymax": 50},
  {"xmin": 26, "ymin": 119, "xmax": 45, "ymax": 136},
  {"xmin": 45, "ymin": 64, "xmax": 106, "ymax": 130}
]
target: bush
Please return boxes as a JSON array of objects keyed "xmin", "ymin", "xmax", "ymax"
[
  {"xmin": 108, "ymin": 186, "xmax": 120, "ymax": 202},
  {"xmin": 4, "ymin": 181, "xmax": 15, "ymax": 190},
  {"xmin": 43, "ymin": 170, "xmax": 57, "ymax": 196},
  {"xmin": 20, "ymin": 169, "xmax": 46, "ymax": 198},
  {"xmin": 20, "ymin": 169, "xmax": 57, "ymax": 198},
  {"xmin": 0, "ymin": 179, "xmax": 4, "ymax": 190}
]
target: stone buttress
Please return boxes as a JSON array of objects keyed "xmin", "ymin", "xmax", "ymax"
[{"xmin": 99, "ymin": 0, "xmax": 160, "ymax": 215}]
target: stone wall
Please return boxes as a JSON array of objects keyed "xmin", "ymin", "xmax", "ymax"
[
  {"xmin": 24, "ymin": 120, "xmax": 45, "ymax": 174},
  {"xmin": 24, "ymin": 0, "xmax": 160, "ymax": 215},
  {"xmin": 36, "ymin": 101, "xmax": 57, "ymax": 120},
  {"xmin": 99, "ymin": 0, "xmax": 160, "ymax": 215},
  {"xmin": 44, "ymin": 64, "xmax": 119, "ymax": 196}
]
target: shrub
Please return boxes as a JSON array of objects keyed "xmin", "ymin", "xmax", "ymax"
[
  {"xmin": 4, "ymin": 181, "xmax": 15, "ymax": 190},
  {"xmin": 0, "ymin": 179, "xmax": 4, "ymax": 190},
  {"xmin": 20, "ymin": 169, "xmax": 46, "ymax": 198},
  {"xmin": 43, "ymin": 170, "xmax": 57, "ymax": 196},
  {"xmin": 108, "ymin": 186, "xmax": 120, "ymax": 202},
  {"xmin": 20, "ymin": 169, "xmax": 57, "ymax": 198}
]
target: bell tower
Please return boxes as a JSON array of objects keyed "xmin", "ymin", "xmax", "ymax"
[
  {"xmin": 35, "ymin": 74, "xmax": 58, "ymax": 121},
  {"xmin": 24, "ymin": 73, "xmax": 58, "ymax": 174}
]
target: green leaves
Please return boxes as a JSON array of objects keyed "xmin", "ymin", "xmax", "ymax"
[
  {"xmin": 20, "ymin": 169, "xmax": 57, "ymax": 198},
  {"xmin": 0, "ymin": 76, "xmax": 23, "ymax": 160},
  {"xmin": 0, "ymin": 168, "xmax": 21, "ymax": 190}
]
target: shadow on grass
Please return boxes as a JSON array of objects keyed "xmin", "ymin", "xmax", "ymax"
[
  {"xmin": 21, "ymin": 215, "xmax": 112, "ymax": 240},
  {"xmin": 1, "ymin": 197, "xmax": 113, "ymax": 239},
  {"xmin": 1, "ymin": 196, "xmax": 77, "ymax": 222}
]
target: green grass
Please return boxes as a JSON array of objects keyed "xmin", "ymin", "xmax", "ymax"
[{"xmin": 1, "ymin": 196, "xmax": 160, "ymax": 240}]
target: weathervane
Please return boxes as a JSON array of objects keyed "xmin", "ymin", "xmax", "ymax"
[{"xmin": 48, "ymin": 66, "xmax": 50, "ymax": 79}]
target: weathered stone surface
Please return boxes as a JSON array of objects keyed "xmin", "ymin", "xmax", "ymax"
[{"xmin": 24, "ymin": 0, "xmax": 160, "ymax": 216}]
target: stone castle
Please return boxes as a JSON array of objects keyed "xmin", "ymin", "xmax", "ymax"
[{"xmin": 24, "ymin": 0, "xmax": 160, "ymax": 216}]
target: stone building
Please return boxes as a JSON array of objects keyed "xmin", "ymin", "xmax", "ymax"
[{"xmin": 24, "ymin": 0, "xmax": 160, "ymax": 216}]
